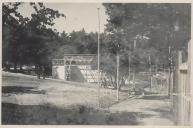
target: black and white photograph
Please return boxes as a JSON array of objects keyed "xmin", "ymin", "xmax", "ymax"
[{"xmin": 1, "ymin": 2, "xmax": 192, "ymax": 125}]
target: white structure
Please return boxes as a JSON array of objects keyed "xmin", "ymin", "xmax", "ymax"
[{"xmin": 52, "ymin": 54, "xmax": 100, "ymax": 83}]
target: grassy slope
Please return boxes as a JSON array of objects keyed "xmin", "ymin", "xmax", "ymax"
[
  {"xmin": 2, "ymin": 72, "xmax": 173, "ymax": 125},
  {"xmin": 2, "ymin": 72, "xmax": 130, "ymax": 124}
]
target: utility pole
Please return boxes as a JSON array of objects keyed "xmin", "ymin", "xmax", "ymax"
[
  {"xmin": 155, "ymin": 64, "xmax": 158, "ymax": 74},
  {"xmin": 133, "ymin": 39, "xmax": 136, "ymax": 90},
  {"xmin": 134, "ymin": 40, "xmax": 136, "ymax": 49},
  {"xmin": 128, "ymin": 52, "xmax": 131, "ymax": 85},
  {"xmin": 149, "ymin": 55, "xmax": 152, "ymax": 91},
  {"xmin": 97, "ymin": 8, "xmax": 101, "ymax": 108},
  {"xmin": 117, "ymin": 54, "xmax": 120, "ymax": 101},
  {"xmin": 168, "ymin": 46, "xmax": 172, "ymax": 97}
]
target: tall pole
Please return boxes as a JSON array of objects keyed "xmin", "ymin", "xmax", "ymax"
[
  {"xmin": 149, "ymin": 55, "xmax": 152, "ymax": 91},
  {"xmin": 133, "ymin": 39, "xmax": 136, "ymax": 90},
  {"xmin": 128, "ymin": 52, "xmax": 131, "ymax": 85},
  {"xmin": 97, "ymin": 8, "xmax": 101, "ymax": 108},
  {"xmin": 117, "ymin": 54, "xmax": 120, "ymax": 101},
  {"xmin": 168, "ymin": 46, "xmax": 171, "ymax": 97}
]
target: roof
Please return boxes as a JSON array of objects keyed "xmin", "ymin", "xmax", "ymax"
[{"xmin": 63, "ymin": 54, "xmax": 97, "ymax": 56}]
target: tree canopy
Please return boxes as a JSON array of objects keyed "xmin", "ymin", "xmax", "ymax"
[
  {"xmin": 99, "ymin": 3, "xmax": 191, "ymax": 88},
  {"xmin": 103, "ymin": 3, "xmax": 190, "ymax": 67},
  {"xmin": 2, "ymin": 2, "xmax": 65, "ymax": 70}
]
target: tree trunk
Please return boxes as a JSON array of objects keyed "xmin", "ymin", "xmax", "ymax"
[
  {"xmin": 14, "ymin": 62, "xmax": 17, "ymax": 72},
  {"xmin": 36, "ymin": 65, "xmax": 41, "ymax": 79},
  {"xmin": 119, "ymin": 77, "xmax": 126, "ymax": 91},
  {"xmin": 20, "ymin": 64, "xmax": 23, "ymax": 72}
]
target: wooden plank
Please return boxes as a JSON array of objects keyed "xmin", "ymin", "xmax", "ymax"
[
  {"xmin": 172, "ymin": 50, "xmax": 179, "ymax": 124},
  {"xmin": 116, "ymin": 54, "xmax": 119, "ymax": 101},
  {"xmin": 178, "ymin": 51, "xmax": 183, "ymax": 124},
  {"xmin": 188, "ymin": 40, "xmax": 192, "ymax": 126}
]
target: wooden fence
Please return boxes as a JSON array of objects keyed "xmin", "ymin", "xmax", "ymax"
[{"xmin": 173, "ymin": 41, "xmax": 191, "ymax": 125}]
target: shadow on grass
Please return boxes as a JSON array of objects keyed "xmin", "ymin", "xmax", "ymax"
[
  {"xmin": 144, "ymin": 91, "xmax": 159, "ymax": 95},
  {"xmin": 2, "ymin": 103, "xmax": 153, "ymax": 125},
  {"xmin": 147, "ymin": 107, "xmax": 173, "ymax": 122},
  {"xmin": 137, "ymin": 95, "xmax": 169, "ymax": 100},
  {"xmin": 2, "ymin": 86, "xmax": 45, "ymax": 94}
]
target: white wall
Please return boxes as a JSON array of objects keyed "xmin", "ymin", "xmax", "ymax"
[{"xmin": 52, "ymin": 66, "xmax": 65, "ymax": 80}]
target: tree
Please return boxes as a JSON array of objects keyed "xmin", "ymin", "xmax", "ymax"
[
  {"xmin": 102, "ymin": 3, "xmax": 191, "ymax": 90},
  {"xmin": 2, "ymin": 2, "xmax": 65, "ymax": 73},
  {"xmin": 103, "ymin": 3, "xmax": 191, "ymax": 58},
  {"xmin": 25, "ymin": 3, "xmax": 65, "ymax": 67},
  {"xmin": 2, "ymin": 2, "xmax": 29, "ymax": 71},
  {"xmin": 2, "ymin": 2, "xmax": 66, "ymax": 80}
]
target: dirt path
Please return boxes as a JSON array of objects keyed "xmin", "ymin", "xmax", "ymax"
[{"xmin": 109, "ymin": 95, "xmax": 174, "ymax": 125}]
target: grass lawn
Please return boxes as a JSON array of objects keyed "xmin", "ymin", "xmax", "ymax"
[{"xmin": 2, "ymin": 71, "xmax": 173, "ymax": 125}]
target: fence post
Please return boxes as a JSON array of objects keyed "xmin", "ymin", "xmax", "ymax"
[
  {"xmin": 178, "ymin": 51, "xmax": 183, "ymax": 125},
  {"xmin": 149, "ymin": 56, "xmax": 152, "ymax": 91},
  {"xmin": 173, "ymin": 50, "xmax": 182, "ymax": 124},
  {"xmin": 116, "ymin": 54, "xmax": 119, "ymax": 101},
  {"xmin": 188, "ymin": 41, "xmax": 192, "ymax": 126},
  {"xmin": 168, "ymin": 46, "xmax": 171, "ymax": 97}
]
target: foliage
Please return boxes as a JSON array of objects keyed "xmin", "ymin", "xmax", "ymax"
[
  {"xmin": 2, "ymin": 3, "xmax": 190, "ymax": 88},
  {"xmin": 2, "ymin": 2, "xmax": 65, "ymax": 70},
  {"xmin": 101, "ymin": 3, "xmax": 191, "ymax": 89}
]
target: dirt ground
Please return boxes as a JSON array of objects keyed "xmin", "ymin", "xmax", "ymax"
[{"xmin": 2, "ymin": 71, "xmax": 174, "ymax": 125}]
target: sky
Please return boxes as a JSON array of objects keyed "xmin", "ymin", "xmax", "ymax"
[{"xmin": 18, "ymin": 3, "xmax": 108, "ymax": 33}]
